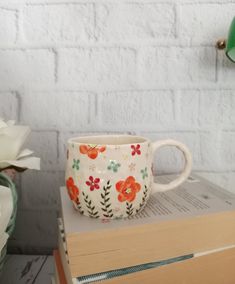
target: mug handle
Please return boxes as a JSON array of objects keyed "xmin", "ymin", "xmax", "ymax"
[{"xmin": 151, "ymin": 139, "xmax": 192, "ymax": 192}]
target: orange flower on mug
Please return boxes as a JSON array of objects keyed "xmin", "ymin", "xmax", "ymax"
[
  {"xmin": 116, "ymin": 176, "xmax": 141, "ymax": 202},
  {"xmin": 66, "ymin": 177, "xmax": 79, "ymax": 203},
  {"xmin": 79, "ymin": 144, "xmax": 106, "ymax": 159}
]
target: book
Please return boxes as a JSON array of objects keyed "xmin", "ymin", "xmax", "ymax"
[
  {"xmin": 60, "ymin": 174, "xmax": 235, "ymax": 277},
  {"xmin": 56, "ymin": 230, "xmax": 235, "ymax": 284},
  {"xmin": 102, "ymin": 246, "xmax": 235, "ymax": 284},
  {"xmin": 57, "ymin": 218, "xmax": 193, "ymax": 284},
  {"xmin": 53, "ymin": 250, "xmax": 67, "ymax": 284}
]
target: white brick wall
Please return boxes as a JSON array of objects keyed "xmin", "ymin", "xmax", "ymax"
[{"xmin": 1, "ymin": 0, "xmax": 234, "ymax": 253}]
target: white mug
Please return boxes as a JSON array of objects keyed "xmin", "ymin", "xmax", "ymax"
[{"xmin": 65, "ymin": 135, "xmax": 192, "ymax": 219}]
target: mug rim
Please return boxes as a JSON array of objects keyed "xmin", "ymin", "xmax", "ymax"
[{"xmin": 67, "ymin": 135, "xmax": 150, "ymax": 146}]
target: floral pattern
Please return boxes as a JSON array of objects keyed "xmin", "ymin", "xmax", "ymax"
[
  {"xmin": 131, "ymin": 144, "xmax": 141, "ymax": 156},
  {"xmin": 72, "ymin": 159, "xmax": 80, "ymax": 170},
  {"xmin": 141, "ymin": 167, "xmax": 148, "ymax": 179},
  {"xmin": 116, "ymin": 176, "xmax": 141, "ymax": 202},
  {"xmin": 128, "ymin": 163, "xmax": 136, "ymax": 172},
  {"xmin": 79, "ymin": 144, "xmax": 106, "ymax": 160},
  {"xmin": 66, "ymin": 138, "xmax": 155, "ymax": 219},
  {"xmin": 66, "ymin": 177, "xmax": 79, "ymax": 203},
  {"xmin": 107, "ymin": 160, "xmax": 121, "ymax": 172},
  {"xmin": 86, "ymin": 176, "xmax": 100, "ymax": 191}
]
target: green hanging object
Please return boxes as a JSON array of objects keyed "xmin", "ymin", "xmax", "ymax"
[
  {"xmin": 0, "ymin": 173, "xmax": 17, "ymax": 272},
  {"xmin": 226, "ymin": 17, "xmax": 235, "ymax": 62}
]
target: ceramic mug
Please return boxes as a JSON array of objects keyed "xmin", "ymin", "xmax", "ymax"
[{"xmin": 65, "ymin": 135, "xmax": 192, "ymax": 219}]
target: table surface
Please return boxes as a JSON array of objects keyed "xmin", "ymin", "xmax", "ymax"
[{"xmin": 0, "ymin": 255, "xmax": 54, "ymax": 284}]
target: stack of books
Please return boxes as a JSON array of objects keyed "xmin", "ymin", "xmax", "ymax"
[{"xmin": 52, "ymin": 175, "xmax": 235, "ymax": 283}]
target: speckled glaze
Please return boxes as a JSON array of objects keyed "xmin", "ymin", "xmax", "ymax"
[{"xmin": 65, "ymin": 135, "xmax": 192, "ymax": 219}]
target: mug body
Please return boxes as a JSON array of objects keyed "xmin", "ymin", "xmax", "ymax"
[{"xmin": 65, "ymin": 135, "xmax": 153, "ymax": 219}]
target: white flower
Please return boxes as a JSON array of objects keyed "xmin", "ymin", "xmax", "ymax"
[{"xmin": 0, "ymin": 119, "xmax": 40, "ymax": 170}]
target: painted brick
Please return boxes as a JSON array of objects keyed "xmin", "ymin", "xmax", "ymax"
[
  {"xmin": 59, "ymin": 131, "xmax": 84, "ymax": 171},
  {"xmin": 100, "ymin": 91, "xmax": 175, "ymax": 129},
  {"xmin": 96, "ymin": 3, "xmax": 175, "ymax": 41},
  {"xmin": 217, "ymin": 52, "xmax": 235, "ymax": 83},
  {"xmin": 0, "ymin": 92, "xmax": 19, "ymax": 121},
  {"xmin": 58, "ymin": 48, "xmax": 137, "ymax": 89},
  {"xmin": 221, "ymin": 131, "xmax": 235, "ymax": 169},
  {"xmin": 178, "ymin": 90, "xmax": 199, "ymax": 127},
  {"xmin": 21, "ymin": 91, "xmax": 92, "ymax": 130},
  {"xmin": 199, "ymin": 90, "xmax": 235, "ymax": 127},
  {"xmin": 139, "ymin": 47, "xmax": 216, "ymax": 88},
  {"xmin": 21, "ymin": 171, "xmax": 61, "ymax": 210},
  {"xmin": 140, "ymin": 132, "xmax": 199, "ymax": 174},
  {"xmin": 179, "ymin": 4, "xmax": 235, "ymax": 44},
  {"xmin": 25, "ymin": 131, "xmax": 58, "ymax": 171},
  {"xmin": 23, "ymin": 4, "xmax": 94, "ymax": 43},
  {"xmin": 0, "ymin": 49, "xmax": 54, "ymax": 88},
  {"xmin": 0, "ymin": 8, "xmax": 17, "ymax": 44},
  {"xmin": 199, "ymin": 131, "xmax": 222, "ymax": 171}
]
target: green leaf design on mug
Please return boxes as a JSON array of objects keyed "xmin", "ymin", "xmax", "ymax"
[
  {"xmin": 72, "ymin": 159, "xmax": 80, "ymax": 170},
  {"xmin": 107, "ymin": 160, "xmax": 121, "ymax": 173}
]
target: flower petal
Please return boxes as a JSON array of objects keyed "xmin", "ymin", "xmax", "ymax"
[
  {"xmin": 94, "ymin": 184, "xmax": 100, "ymax": 189},
  {"xmin": 116, "ymin": 180, "xmax": 124, "ymax": 192},
  {"xmin": 79, "ymin": 145, "xmax": 89, "ymax": 154},
  {"xmin": 128, "ymin": 192, "xmax": 136, "ymax": 202},
  {"xmin": 124, "ymin": 176, "xmax": 135, "ymax": 188},
  {"xmin": 88, "ymin": 148, "xmax": 98, "ymax": 159},
  {"xmin": 94, "ymin": 178, "xmax": 100, "ymax": 183},
  {"xmin": 66, "ymin": 177, "xmax": 74, "ymax": 187},
  {"xmin": 133, "ymin": 182, "xmax": 141, "ymax": 192},
  {"xmin": 118, "ymin": 193, "xmax": 126, "ymax": 202},
  {"xmin": 99, "ymin": 146, "xmax": 106, "ymax": 153}
]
